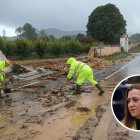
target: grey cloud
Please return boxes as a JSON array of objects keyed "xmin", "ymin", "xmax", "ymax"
[{"xmin": 0, "ymin": 0, "xmax": 140, "ymax": 36}]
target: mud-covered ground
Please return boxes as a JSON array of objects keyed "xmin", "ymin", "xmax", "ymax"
[{"xmin": 0, "ymin": 56, "xmax": 134, "ymax": 140}]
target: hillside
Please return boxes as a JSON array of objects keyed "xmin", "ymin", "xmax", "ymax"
[
  {"xmin": 129, "ymin": 33, "xmax": 140, "ymax": 42},
  {"xmin": 6, "ymin": 28, "xmax": 86, "ymax": 40},
  {"xmin": 46, "ymin": 28, "xmax": 86, "ymax": 38}
]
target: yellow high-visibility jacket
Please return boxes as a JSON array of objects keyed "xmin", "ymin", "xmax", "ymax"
[
  {"xmin": 132, "ymin": 120, "xmax": 137, "ymax": 130},
  {"xmin": 67, "ymin": 59, "xmax": 98, "ymax": 86},
  {"xmin": 0, "ymin": 60, "xmax": 7, "ymax": 81}
]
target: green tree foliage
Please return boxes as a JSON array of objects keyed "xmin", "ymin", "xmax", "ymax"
[
  {"xmin": 81, "ymin": 44, "xmax": 91, "ymax": 53},
  {"xmin": 34, "ymin": 39, "xmax": 47, "ymax": 57},
  {"xmin": 15, "ymin": 27, "xmax": 24, "ymax": 37},
  {"xmin": 15, "ymin": 23, "xmax": 38, "ymax": 40},
  {"xmin": 22, "ymin": 23, "xmax": 38, "ymax": 40},
  {"xmin": 64, "ymin": 39, "xmax": 82, "ymax": 55},
  {"xmin": 48, "ymin": 40, "xmax": 64, "ymax": 56},
  {"xmin": 14, "ymin": 38, "xmax": 33, "ymax": 58},
  {"xmin": 2, "ymin": 37, "xmax": 90, "ymax": 59},
  {"xmin": 87, "ymin": 3, "xmax": 126, "ymax": 44},
  {"xmin": 76, "ymin": 33, "xmax": 93, "ymax": 44},
  {"xmin": 6, "ymin": 40, "xmax": 16, "ymax": 57}
]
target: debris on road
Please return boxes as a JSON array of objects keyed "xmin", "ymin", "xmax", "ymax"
[{"xmin": 0, "ymin": 54, "xmax": 135, "ymax": 140}]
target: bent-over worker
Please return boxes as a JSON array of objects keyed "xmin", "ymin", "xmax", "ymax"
[{"xmin": 66, "ymin": 57, "xmax": 104, "ymax": 95}]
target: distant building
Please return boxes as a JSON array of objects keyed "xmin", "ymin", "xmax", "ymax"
[{"xmin": 120, "ymin": 33, "xmax": 128, "ymax": 52}]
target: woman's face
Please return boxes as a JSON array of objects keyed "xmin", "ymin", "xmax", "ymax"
[{"xmin": 128, "ymin": 88, "xmax": 140, "ymax": 119}]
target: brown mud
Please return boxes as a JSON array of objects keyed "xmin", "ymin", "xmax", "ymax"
[{"xmin": 0, "ymin": 55, "xmax": 134, "ymax": 140}]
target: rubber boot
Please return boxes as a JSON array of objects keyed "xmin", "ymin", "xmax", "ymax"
[
  {"xmin": 95, "ymin": 84, "xmax": 104, "ymax": 96},
  {"xmin": 74, "ymin": 84, "xmax": 81, "ymax": 94}
]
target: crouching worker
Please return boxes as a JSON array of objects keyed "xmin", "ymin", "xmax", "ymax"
[
  {"xmin": 0, "ymin": 60, "xmax": 12, "ymax": 98},
  {"xmin": 66, "ymin": 57, "xmax": 104, "ymax": 95}
]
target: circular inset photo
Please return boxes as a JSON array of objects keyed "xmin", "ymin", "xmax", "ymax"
[{"xmin": 111, "ymin": 74, "xmax": 140, "ymax": 131}]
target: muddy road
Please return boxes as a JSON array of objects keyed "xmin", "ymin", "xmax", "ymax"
[{"xmin": 0, "ymin": 55, "xmax": 137, "ymax": 140}]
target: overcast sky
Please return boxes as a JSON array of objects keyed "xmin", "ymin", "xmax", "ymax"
[{"xmin": 0, "ymin": 0, "xmax": 140, "ymax": 37}]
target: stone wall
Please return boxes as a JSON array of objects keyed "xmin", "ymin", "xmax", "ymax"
[{"xmin": 88, "ymin": 45, "xmax": 121, "ymax": 58}]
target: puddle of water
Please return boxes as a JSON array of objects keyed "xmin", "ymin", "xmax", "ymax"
[
  {"xmin": 33, "ymin": 108, "xmax": 78, "ymax": 140},
  {"xmin": 0, "ymin": 112, "xmax": 16, "ymax": 139},
  {"xmin": 69, "ymin": 91, "xmax": 109, "ymax": 127}
]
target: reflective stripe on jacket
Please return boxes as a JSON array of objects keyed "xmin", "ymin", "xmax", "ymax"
[
  {"xmin": 67, "ymin": 60, "xmax": 82, "ymax": 79},
  {"xmin": 67, "ymin": 60, "xmax": 89, "ymax": 79}
]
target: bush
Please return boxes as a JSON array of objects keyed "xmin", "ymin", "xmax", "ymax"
[
  {"xmin": 64, "ymin": 39, "xmax": 82, "ymax": 55},
  {"xmin": 34, "ymin": 39, "xmax": 47, "ymax": 57},
  {"xmin": 48, "ymin": 40, "xmax": 64, "ymax": 56},
  {"xmin": 14, "ymin": 38, "xmax": 33, "ymax": 58}
]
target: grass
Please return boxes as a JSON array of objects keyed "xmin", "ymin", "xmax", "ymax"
[
  {"xmin": 129, "ymin": 45, "xmax": 140, "ymax": 53},
  {"xmin": 102, "ymin": 52, "xmax": 129, "ymax": 61}
]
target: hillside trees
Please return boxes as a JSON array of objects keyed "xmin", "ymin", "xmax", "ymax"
[
  {"xmin": 129, "ymin": 33, "xmax": 140, "ymax": 42},
  {"xmin": 87, "ymin": 3, "xmax": 126, "ymax": 44},
  {"xmin": 6, "ymin": 22, "xmax": 92, "ymax": 58},
  {"xmin": 15, "ymin": 23, "xmax": 38, "ymax": 40},
  {"xmin": 15, "ymin": 27, "xmax": 24, "ymax": 38}
]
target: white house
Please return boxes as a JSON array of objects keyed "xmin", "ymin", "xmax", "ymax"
[{"xmin": 120, "ymin": 33, "xmax": 128, "ymax": 52}]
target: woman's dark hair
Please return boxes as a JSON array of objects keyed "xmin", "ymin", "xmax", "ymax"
[{"xmin": 124, "ymin": 86, "xmax": 134, "ymax": 128}]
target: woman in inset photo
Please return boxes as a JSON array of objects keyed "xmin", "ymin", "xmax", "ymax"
[
  {"xmin": 124, "ymin": 85, "xmax": 140, "ymax": 130},
  {"xmin": 111, "ymin": 75, "xmax": 140, "ymax": 131}
]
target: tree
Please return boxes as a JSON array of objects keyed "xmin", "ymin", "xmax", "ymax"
[
  {"xmin": 87, "ymin": 3, "xmax": 126, "ymax": 44},
  {"xmin": 22, "ymin": 23, "xmax": 37, "ymax": 40},
  {"xmin": 76, "ymin": 33, "xmax": 93, "ymax": 44},
  {"xmin": 15, "ymin": 27, "xmax": 24, "ymax": 37}
]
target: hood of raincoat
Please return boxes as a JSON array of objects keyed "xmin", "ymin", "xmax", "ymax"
[{"xmin": 66, "ymin": 57, "xmax": 76, "ymax": 65}]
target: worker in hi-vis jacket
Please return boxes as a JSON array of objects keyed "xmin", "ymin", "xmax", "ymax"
[{"xmin": 66, "ymin": 57, "xmax": 104, "ymax": 95}]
